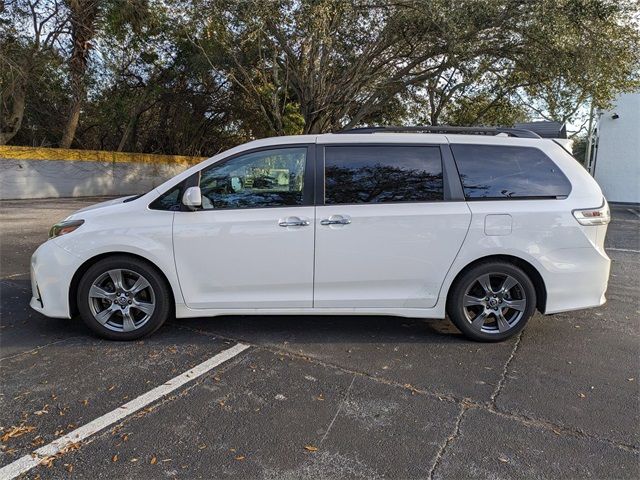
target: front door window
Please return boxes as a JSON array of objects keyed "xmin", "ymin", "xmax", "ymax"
[{"xmin": 199, "ymin": 147, "xmax": 307, "ymax": 210}]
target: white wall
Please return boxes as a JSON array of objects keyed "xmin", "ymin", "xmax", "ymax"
[
  {"xmin": 0, "ymin": 158, "xmax": 189, "ymax": 200},
  {"xmin": 593, "ymin": 93, "xmax": 640, "ymax": 204}
]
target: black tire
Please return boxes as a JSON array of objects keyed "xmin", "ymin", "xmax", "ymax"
[
  {"xmin": 447, "ymin": 261, "xmax": 536, "ymax": 342},
  {"xmin": 77, "ymin": 255, "xmax": 171, "ymax": 340}
]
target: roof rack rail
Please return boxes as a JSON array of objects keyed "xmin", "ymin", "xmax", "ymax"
[{"xmin": 336, "ymin": 125, "xmax": 541, "ymax": 139}]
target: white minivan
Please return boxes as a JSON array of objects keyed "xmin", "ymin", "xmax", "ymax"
[{"xmin": 30, "ymin": 127, "xmax": 611, "ymax": 342}]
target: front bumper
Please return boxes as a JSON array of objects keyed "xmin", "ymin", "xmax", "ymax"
[{"xmin": 30, "ymin": 240, "xmax": 83, "ymax": 318}]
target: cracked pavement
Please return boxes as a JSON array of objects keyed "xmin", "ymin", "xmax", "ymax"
[{"xmin": 0, "ymin": 198, "xmax": 639, "ymax": 479}]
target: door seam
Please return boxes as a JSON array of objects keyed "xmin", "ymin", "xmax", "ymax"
[
  {"xmin": 170, "ymin": 211, "xmax": 188, "ymax": 306},
  {"xmin": 312, "ymin": 206, "xmax": 317, "ymax": 308}
]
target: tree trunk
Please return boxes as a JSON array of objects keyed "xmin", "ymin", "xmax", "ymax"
[
  {"xmin": 0, "ymin": 79, "xmax": 26, "ymax": 145},
  {"xmin": 117, "ymin": 100, "xmax": 148, "ymax": 152},
  {"xmin": 59, "ymin": 0, "xmax": 99, "ymax": 148},
  {"xmin": 60, "ymin": 96, "xmax": 82, "ymax": 148}
]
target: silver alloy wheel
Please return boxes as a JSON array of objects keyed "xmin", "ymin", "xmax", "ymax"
[
  {"xmin": 88, "ymin": 269, "xmax": 156, "ymax": 333},
  {"xmin": 462, "ymin": 273, "xmax": 527, "ymax": 334}
]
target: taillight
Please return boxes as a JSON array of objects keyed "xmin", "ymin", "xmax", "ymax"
[{"xmin": 572, "ymin": 201, "xmax": 610, "ymax": 226}]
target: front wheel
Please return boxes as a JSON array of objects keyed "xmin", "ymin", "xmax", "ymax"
[
  {"xmin": 447, "ymin": 262, "xmax": 536, "ymax": 342},
  {"xmin": 77, "ymin": 256, "xmax": 171, "ymax": 340}
]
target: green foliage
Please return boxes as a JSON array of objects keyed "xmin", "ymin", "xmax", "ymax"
[
  {"xmin": 572, "ymin": 134, "xmax": 589, "ymax": 165},
  {"xmin": 1, "ymin": 0, "xmax": 639, "ymax": 152},
  {"xmin": 444, "ymin": 94, "xmax": 530, "ymax": 127}
]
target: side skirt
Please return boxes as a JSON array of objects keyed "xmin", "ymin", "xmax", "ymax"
[{"xmin": 174, "ymin": 304, "xmax": 447, "ymax": 320}]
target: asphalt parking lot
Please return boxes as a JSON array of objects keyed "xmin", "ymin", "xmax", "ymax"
[{"xmin": 1, "ymin": 197, "xmax": 639, "ymax": 479}]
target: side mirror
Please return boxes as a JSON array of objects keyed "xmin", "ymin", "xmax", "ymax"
[{"xmin": 182, "ymin": 186, "xmax": 202, "ymax": 210}]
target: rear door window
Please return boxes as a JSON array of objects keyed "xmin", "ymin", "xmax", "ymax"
[
  {"xmin": 450, "ymin": 144, "xmax": 571, "ymax": 199},
  {"xmin": 324, "ymin": 145, "xmax": 443, "ymax": 204}
]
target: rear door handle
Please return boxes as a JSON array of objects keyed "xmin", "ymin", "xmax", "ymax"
[
  {"xmin": 278, "ymin": 216, "xmax": 310, "ymax": 227},
  {"xmin": 320, "ymin": 215, "xmax": 351, "ymax": 225}
]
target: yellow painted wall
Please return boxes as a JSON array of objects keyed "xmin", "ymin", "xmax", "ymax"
[{"xmin": 0, "ymin": 145, "xmax": 205, "ymax": 165}]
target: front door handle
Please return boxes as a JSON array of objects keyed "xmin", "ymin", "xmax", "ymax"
[
  {"xmin": 279, "ymin": 216, "xmax": 310, "ymax": 227},
  {"xmin": 320, "ymin": 215, "xmax": 351, "ymax": 226}
]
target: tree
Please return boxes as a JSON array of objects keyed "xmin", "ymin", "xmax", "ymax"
[
  {"xmin": 3, "ymin": 0, "xmax": 639, "ymax": 152},
  {"xmin": 0, "ymin": 0, "xmax": 69, "ymax": 145},
  {"xmin": 58, "ymin": 0, "xmax": 99, "ymax": 148},
  {"xmin": 188, "ymin": 0, "xmax": 640, "ymax": 133},
  {"xmin": 59, "ymin": 0, "xmax": 150, "ymax": 148}
]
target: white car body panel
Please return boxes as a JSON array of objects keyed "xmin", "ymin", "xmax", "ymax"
[
  {"xmin": 173, "ymin": 206, "xmax": 315, "ymax": 309},
  {"xmin": 314, "ymin": 202, "xmax": 471, "ymax": 308},
  {"xmin": 33, "ymin": 206, "xmax": 181, "ymax": 318},
  {"xmin": 29, "ymin": 132, "xmax": 610, "ymax": 326},
  {"xmin": 438, "ymin": 200, "xmax": 609, "ymax": 314}
]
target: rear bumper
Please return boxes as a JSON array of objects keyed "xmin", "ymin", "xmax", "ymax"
[
  {"xmin": 542, "ymin": 246, "xmax": 610, "ymax": 314},
  {"xmin": 30, "ymin": 240, "xmax": 81, "ymax": 319}
]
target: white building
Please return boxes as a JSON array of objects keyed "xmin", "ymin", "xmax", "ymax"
[{"xmin": 592, "ymin": 92, "xmax": 640, "ymax": 204}]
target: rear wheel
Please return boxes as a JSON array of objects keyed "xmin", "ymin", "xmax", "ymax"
[
  {"xmin": 447, "ymin": 261, "xmax": 536, "ymax": 342},
  {"xmin": 77, "ymin": 256, "xmax": 170, "ymax": 340}
]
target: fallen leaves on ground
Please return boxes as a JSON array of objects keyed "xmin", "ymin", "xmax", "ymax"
[
  {"xmin": 39, "ymin": 442, "xmax": 80, "ymax": 468},
  {"xmin": 150, "ymin": 455, "xmax": 157, "ymax": 465},
  {"xmin": 304, "ymin": 445, "xmax": 318, "ymax": 452},
  {"xmin": 1, "ymin": 425, "xmax": 36, "ymax": 442},
  {"xmin": 31, "ymin": 436, "xmax": 45, "ymax": 447},
  {"xmin": 34, "ymin": 405, "xmax": 49, "ymax": 416},
  {"xmin": 112, "ymin": 454, "xmax": 119, "ymax": 462},
  {"xmin": 235, "ymin": 455, "xmax": 245, "ymax": 461}
]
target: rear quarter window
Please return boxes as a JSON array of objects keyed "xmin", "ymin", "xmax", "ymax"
[{"xmin": 450, "ymin": 144, "xmax": 571, "ymax": 200}]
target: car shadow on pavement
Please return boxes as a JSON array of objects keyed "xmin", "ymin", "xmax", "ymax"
[
  {"xmin": 2, "ymin": 277, "xmax": 485, "ymax": 353},
  {"xmin": 175, "ymin": 313, "xmax": 470, "ymax": 346},
  {"xmin": 0, "ymin": 279, "xmax": 239, "ymax": 358}
]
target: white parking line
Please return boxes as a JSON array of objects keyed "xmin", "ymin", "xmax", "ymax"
[
  {"xmin": 607, "ymin": 247, "xmax": 640, "ymax": 253},
  {"xmin": 0, "ymin": 342, "xmax": 250, "ymax": 480}
]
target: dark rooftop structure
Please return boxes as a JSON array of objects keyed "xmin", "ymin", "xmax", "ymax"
[
  {"xmin": 514, "ymin": 121, "xmax": 567, "ymax": 139},
  {"xmin": 338, "ymin": 126, "xmax": 541, "ymax": 138}
]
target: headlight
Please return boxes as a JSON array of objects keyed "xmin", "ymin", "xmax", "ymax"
[{"xmin": 49, "ymin": 219, "xmax": 85, "ymax": 239}]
